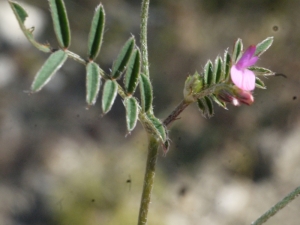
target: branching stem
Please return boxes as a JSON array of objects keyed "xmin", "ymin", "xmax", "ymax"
[{"xmin": 163, "ymin": 100, "xmax": 190, "ymax": 126}]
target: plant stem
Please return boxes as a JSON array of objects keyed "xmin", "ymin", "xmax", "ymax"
[
  {"xmin": 138, "ymin": 135, "xmax": 160, "ymax": 225},
  {"xmin": 163, "ymin": 100, "xmax": 190, "ymax": 126},
  {"xmin": 137, "ymin": 101, "xmax": 190, "ymax": 225},
  {"xmin": 252, "ymin": 185, "xmax": 300, "ymax": 225},
  {"xmin": 138, "ymin": 0, "xmax": 157, "ymax": 224},
  {"xmin": 65, "ymin": 50, "xmax": 87, "ymax": 65},
  {"xmin": 140, "ymin": 0, "xmax": 150, "ymax": 77}
]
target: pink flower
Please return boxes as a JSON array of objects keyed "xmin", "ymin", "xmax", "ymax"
[{"xmin": 230, "ymin": 45, "xmax": 258, "ymax": 91}]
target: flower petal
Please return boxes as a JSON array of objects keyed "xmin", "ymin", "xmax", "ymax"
[
  {"xmin": 231, "ymin": 66, "xmax": 256, "ymax": 91},
  {"xmin": 236, "ymin": 45, "xmax": 258, "ymax": 69},
  {"xmin": 241, "ymin": 69, "xmax": 256, "ymax": 91},
  {"xmin": 231, "ymin": 65, "xmax": 243, "ymax": 88}
]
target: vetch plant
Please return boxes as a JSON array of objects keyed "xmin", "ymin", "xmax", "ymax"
[{"xmin": 9, "ymin": 0, "xmax": 300, "ymax": 224}]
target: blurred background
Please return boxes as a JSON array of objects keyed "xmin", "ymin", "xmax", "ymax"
[{"xmin": 1, "ymin": 0, "xmax": 300, "ymax": 224}]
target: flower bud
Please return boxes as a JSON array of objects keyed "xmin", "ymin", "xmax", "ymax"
[
  {"xmin": 217, "ymin": 88, "xmax": 240, "ymax": 106},
  {"xmin": 234, "ymin": 88, "xmax": 254, "ymax": 105},
  {"xmin": 183, "ymin": 72, "xmax": 203, "ymax": 103},
  {"xmin": 216, "ymin": 86, "xmax": 254, "ymax": 106}
]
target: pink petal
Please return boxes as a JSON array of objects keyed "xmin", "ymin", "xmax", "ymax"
[
  {"xmin": 241, "ymin": 69, "xmax": 256, "ymax": 91},
  {"xmin": 236, "ymin": 45, "xmax": 258, "ymax": 69},
  {"xmin": 231, "ymin": 66, "xmax": 256, "ymax": 91},
  {"xmin": 240, "ymin": 45, "xmax": 256, "ymax": 61},
  {"xmin": 230, "ymin": 65, "xmax": 243, "ymax": 88}
]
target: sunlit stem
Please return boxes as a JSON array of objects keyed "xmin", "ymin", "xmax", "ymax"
[
  {"xmin": 138, "ymin": 135, "xmax": 159, "ymax": 225},
  {"xmin": 252, "ymin": 185, "xmax": 300, "ymax": 225},
  {"xmin": 140, "ymin": 0, "xmax": 150, "ymax": 77},
  {"xmin": 138, "ymin": 0, "xmax": 158, "ymax": 224}
]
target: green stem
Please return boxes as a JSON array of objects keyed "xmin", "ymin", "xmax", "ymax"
[
  {"xmin": 138, "ymin": 1, "xmax": 157, "ymax": 223},
  {"xmin": 252, "ymin": 185, "xmax": 300, "ymax": 225},
  {"xmin": 138, "ymin": 135, "xmax": 160, "ymax": 225},
  {"xmin": 140, "ymin": 0, "xmax": 150, "ymax": 77}
]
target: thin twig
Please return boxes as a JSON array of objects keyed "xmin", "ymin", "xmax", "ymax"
[{"xmin": 163, "ymin": 100, "xmax": 190, "ymax": 126}]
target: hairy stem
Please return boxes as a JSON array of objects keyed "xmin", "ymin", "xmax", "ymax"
[
  {"xmin": 252, "ymin": 185, "xmax": 300, "ymax": 225},
  {"xmin": 163, "ymin": 83, "xmax": 228, "ymax": 126},
  {"xmin": 65, "ymin": 50, "xmax": 87, "ymax": 65},
  {"xmin": 137, "ymin": 100, "xmax": 190, "ymax": 225},
  {"xmin": 138, "ymin": 135, "xmax": 160, "ymax": 225},
  {"xmin": 163, "ymin": 100, "xmax": 190, "ymax": 126},
  {"xmin": 138, "ymin": 0, "xmax": 161, "ymax": 224},
  {"xmin": 140, "ymin": 0, "xmax": 150, "ymax": 77}
]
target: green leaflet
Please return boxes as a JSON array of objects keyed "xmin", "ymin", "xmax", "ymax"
[
  {"xmin": 31, "ymin": 50, "xmax": 68, "ymax": 92},
  {"xmin": 87, "ymin": 4, "xmax": 105, "ymax": 60},
  {"xmin": 139, "ymin": 73, "xmax": 153, "ymax": 112},
  {"xmin": 255, "ymin": 77, "xmax": 266, "ymax": 89},
  {"xmin": 255, "ymin": 37, "xmax": 273, "ymax": 56},
  {"xmin": 140, "ymin": 113, "xmax": 166, "ymax": 143},
  {"xmin": 214, "ymin": 56, "xmax": 223, "ymax": 83},
  {"xmin": 197, "ymin": 96, "xmax": 214, "ymax": 118},
  {"xmin": 102, "ymin": 80, "xmax": 118, "ymax": 114},
  {"xmin": 86, "ymin": 62, "xmax": 101, "ymax": 105},
  {"xmin": 10, "ymin": 1, "xmax": 27, "ymax": 23},
  {"xmin": 232, "ymin": 38, "xmax": 243, "ymax": 63},
  {"xmin": 111, "ymin": 37, "xmax": 135, "ymax": 79},
  {"xmin": 124, "ymin": 97, "xmax": 139, "ymax": 132},
  {"xmin": 48, "ymin": 0, "xmax": 71, "ymax": 48},
  {"xmin": 223, "ymin": 49, "xmax": 231, "ymax": 81},
  {"xmin": 148, "ymin": 113, "xmax": 169, "ymax": 154},
  {"xmin": 204, "ymin": 96, "xmax": 214, "ymax": 117},
  {"xmin": 197, "ymin": 98, "xmax": 206, "ymax": 115},
  {"xmin": 9, "ymin": 1, "xmax": 51, "ymax": 52},
  {"xmin": 124, "ymin": 49, "xmax": 141, "ymax": 95},
  {"xmin": 139, "ymin": 112, "xmax": 169, "ymax": 153},
  {"xmin": 212, "ymin": 94, "xmax": 227, "ymax": 109},
  {"xmin": 204, "ymin": 60, "xmax": 213, "ymax": 86},
  {"xmin": 249, "ymin": 66, "xmax": 274, "ymax": 76}
]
